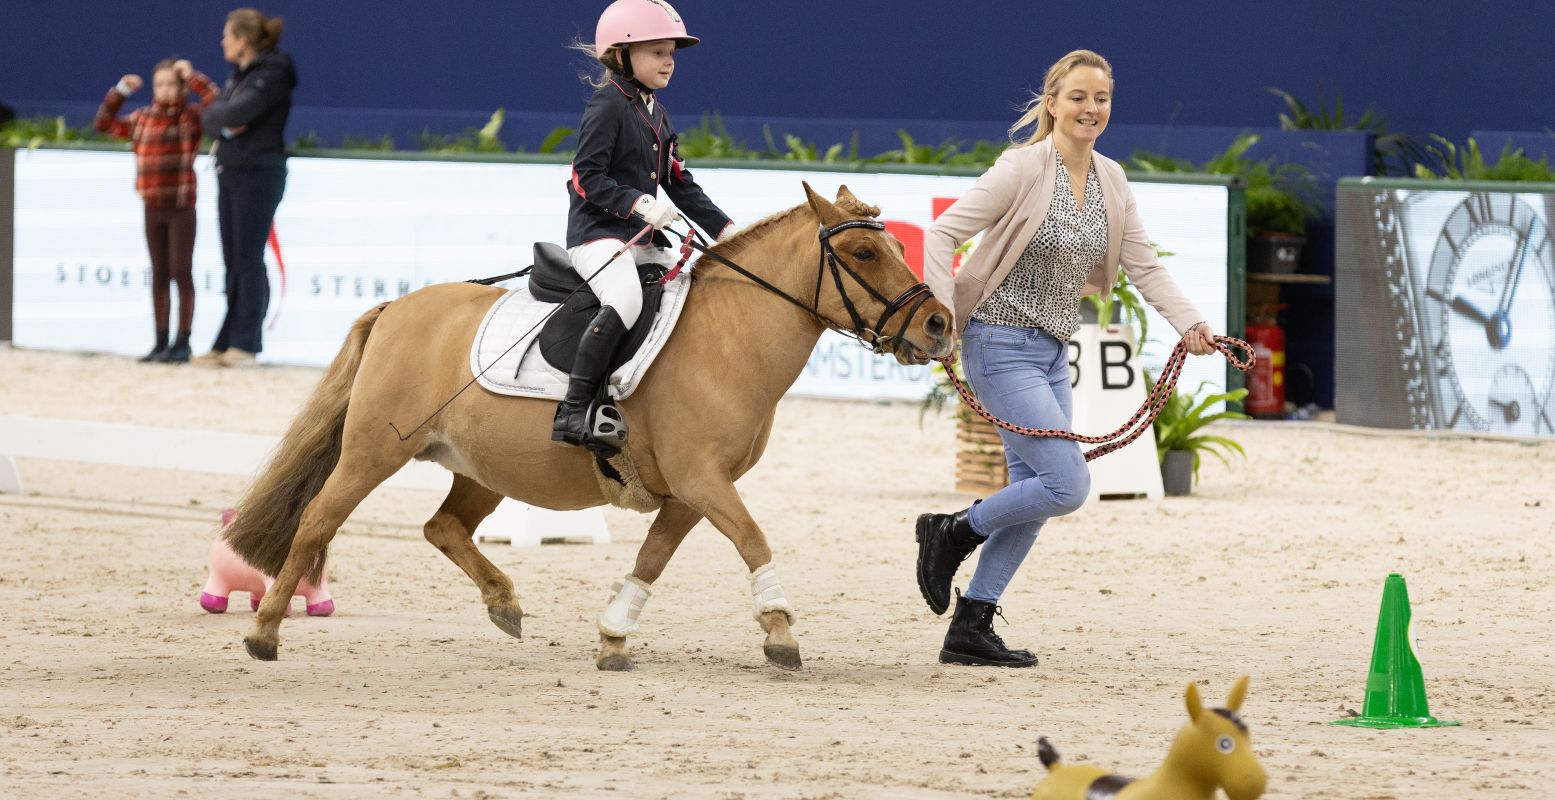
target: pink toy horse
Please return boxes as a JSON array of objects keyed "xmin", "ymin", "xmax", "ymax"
[{"xmin": 200, "ymin": 508, "xmax": 335, "ymax": 616}]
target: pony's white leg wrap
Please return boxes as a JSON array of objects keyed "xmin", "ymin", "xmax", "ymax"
[
  {"xmin": 598, "ymin": 575, "xmax": 652, "ymax": 638},
  {"xmin": 750, "ymin": 563, "xmax": 796, "ymax": 623}
]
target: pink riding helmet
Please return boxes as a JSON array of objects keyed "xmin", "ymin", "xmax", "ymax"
[{"xmin": 595, "ymin": 0, "xmax": 699, "ymax": 50}]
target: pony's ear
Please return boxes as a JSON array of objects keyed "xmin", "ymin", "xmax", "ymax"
[
  {"xmin": 803, "ymin": 180, "xmax": 844, "ymax": 226},
  {"xmin": 1185, "ymin": 682, "xmax": 1204, "ymax": 723},
  {"xmin": 835, "ymin": 184, "xmax": 860, "ymax": 206},
  {"xmin": 1225, "ymin": 675, "xmax": 1249, "ymax": 712}
]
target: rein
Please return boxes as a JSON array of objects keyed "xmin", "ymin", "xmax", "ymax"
[
  {"xmin": 666, "ymin": 220, "xmax": 933, "ymax": 355},
  {"xmin": 939, "ymin": 334, "xmax": 1256, "ymax": 461}
]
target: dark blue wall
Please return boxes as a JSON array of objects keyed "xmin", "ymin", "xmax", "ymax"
[{"xmin": 5, "ymin": 0, "xmax": 1554, "ymax": 142}]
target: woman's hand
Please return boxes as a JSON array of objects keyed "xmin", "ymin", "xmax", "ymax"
[
  {"xmin": 1185, "ymin": 322, "xmax": 1217, "ymax": 355},
  {"xmin": 172, "ymin": 60, "xmax": 194, "ymax": 80},
  {"xmin": 117, "ymin": 74, "xmax": 143, "ymax": 94}
]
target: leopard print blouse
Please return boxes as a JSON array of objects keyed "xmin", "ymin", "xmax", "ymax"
[{"xmin": 970, "ymin": 153, "xmax": 1107, "ymax": 340}]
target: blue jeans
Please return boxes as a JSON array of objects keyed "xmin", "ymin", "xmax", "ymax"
[{"xmin": 961, "ymin": 320, "xmax": 1091, "ymax": 603}]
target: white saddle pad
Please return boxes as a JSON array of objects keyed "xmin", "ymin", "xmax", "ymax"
[{"xmin": 470, "ymin": 271, "xmax": 692, "ymax": 401}]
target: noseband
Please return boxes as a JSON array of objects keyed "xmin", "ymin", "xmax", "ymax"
[{"xmin": 673, "ymin": 219, "xmax": 934, "ymax": 354}]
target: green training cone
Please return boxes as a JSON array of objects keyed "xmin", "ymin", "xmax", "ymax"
[{"xmin": 1332, "ymin": 573, "xmax": 1460, "ymax": 729}]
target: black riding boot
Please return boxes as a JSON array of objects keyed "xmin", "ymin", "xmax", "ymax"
[
  {"xmin": 915, "ymin": 504, "xmax": 986, "ymax": 615},
  {"xmin": 552, "ymin": 306, "xmax": 630, "ymax": 456},
  {"xmin": 939, "ymin": 591, "xmax": 1037, "ymax": 667}
]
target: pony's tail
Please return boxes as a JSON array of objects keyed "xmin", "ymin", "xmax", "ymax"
[
  {"xmin": 222, "ymin": 302, "xmax": 389, "ymax": 581},
  {"xmin": 1037, "ymin": 736, "xmax": 1061, "ymax": 770}
]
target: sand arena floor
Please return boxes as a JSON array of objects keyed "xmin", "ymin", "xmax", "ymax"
[{"xmin": 1, "ymin": 345, "xmax": 1552, "ymax": 798}]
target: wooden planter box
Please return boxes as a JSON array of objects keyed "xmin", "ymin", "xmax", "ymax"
[{"xmin": 955, "ymin": 412, "xmax": 1009, "ymax": 495}]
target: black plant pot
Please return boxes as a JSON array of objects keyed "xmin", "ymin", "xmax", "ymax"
[
  {"xmin": 1161, "ymin": 449, "xmax": 1194, "ymax": 496},
  {"xmin": 1248, "ymin": 232, "xmax": 1305, "ymax": 274}
]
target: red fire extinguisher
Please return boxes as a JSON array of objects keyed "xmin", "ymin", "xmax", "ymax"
[{"xmin": 1244, "ymin": 305, "xmax": 1285, "ymax": 418}]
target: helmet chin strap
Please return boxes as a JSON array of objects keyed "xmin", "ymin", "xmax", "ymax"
[{"xmin": 617, "ymin": 45, "xmax": 654, "ymax": 94}]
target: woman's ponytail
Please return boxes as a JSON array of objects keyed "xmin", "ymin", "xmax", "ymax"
[{"xmin": 227, "ymin": 8, "xmax": 284, "ymax": 52}]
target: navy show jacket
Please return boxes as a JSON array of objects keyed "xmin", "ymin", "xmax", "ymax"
[{"xmin": 566, "ymin": 75, "xmax": 731, "ymax": 249}]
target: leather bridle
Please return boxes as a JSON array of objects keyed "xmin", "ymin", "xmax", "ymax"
[{"xmin": 669, "ymin": 219, "xmax": 936, "ymax": 356}]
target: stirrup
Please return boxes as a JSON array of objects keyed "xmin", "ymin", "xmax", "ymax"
[{"xmin": 583, "ymin": 399, "xmax": 628, "ymax": 458}]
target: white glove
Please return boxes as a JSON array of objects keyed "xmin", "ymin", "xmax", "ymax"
[
  {"xmin": 634, "ymin": 195, "xmax": 679, "ymax": 230},
  {"xmin": 716, "ymin": 222, "xmax": 738, "ymax": 241}
]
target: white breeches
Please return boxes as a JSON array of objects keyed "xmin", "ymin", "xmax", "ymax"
[{"xmin": 567, "ymin": 240, "xmax": 675, "ymax": 329}]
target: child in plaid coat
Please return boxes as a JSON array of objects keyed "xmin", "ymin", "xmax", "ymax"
[{"xmin": 94, "ymin": 58, "xmax": 217, "ymax": 363}]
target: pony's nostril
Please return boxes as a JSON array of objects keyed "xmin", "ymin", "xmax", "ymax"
[{"xmin": 925, "ymin": 312, "xmax": 948, "ymax": 338}]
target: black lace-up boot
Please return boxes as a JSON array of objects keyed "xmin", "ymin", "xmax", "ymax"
[
  {"xmin": 552, "ymin": 305, "xmax": 629, "ymax": 456},
  {"xmin": 939, "ymin": 590, "xmax": 1037, "ymax": 667},
  {"xmin": 915, "ymin": 504, "xmax": 986, "ymax": 615}
]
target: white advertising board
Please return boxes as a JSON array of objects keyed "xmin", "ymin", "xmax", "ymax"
[{"xmin": 10, "ymin": 149, "xmax": 1230, "ymax": 403}]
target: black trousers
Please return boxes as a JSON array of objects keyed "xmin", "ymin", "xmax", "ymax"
[{"xmin": 213, "ymin": 163, "xmax": 287, "ymax": 354}]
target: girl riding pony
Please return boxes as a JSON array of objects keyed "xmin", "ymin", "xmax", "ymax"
[{"xmin": 554, "ymin": 0, "xmax": 736, "ymax": 454}]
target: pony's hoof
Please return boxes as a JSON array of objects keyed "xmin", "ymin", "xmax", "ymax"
[
  {"xmin": 244, "ymin": 636, "xmax": 278, "ymax": 661},
  {"xmin": 763, "ymin": 643, "xmax": 803, "ymax": 671},
  {"xmin": 487, "ymin": 605, "xmax": 524, "ymax": 639},
  {"xmin": 306, "ymin": 599, "xmax": 335, "ymax": 617},
  {"xmin": 200, "ymin": 592, "xmax": 229, "ymax": 613},
  {"xmin": 597, "ymin": 654, "xmax": 636, "ymax": 672}
]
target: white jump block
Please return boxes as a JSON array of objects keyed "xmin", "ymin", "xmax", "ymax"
[
  {"xmin": 474, "ymin": 502, "xmax": 611, "ymax": 547},
  {"xmin": 1069, "ymin": 324, "xmax": 1165, "ymax": 501},
  {"xmin": 0, "ymin": 415, "xmax": 609, "ymax": 547},
  {"xmin": 0, "ymin": 455, "xmax": 22, "ymax": 494}
]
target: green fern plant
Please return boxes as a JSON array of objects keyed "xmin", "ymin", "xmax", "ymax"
[
  {"xmin": 1083, "ymin": 243, "xmax": 1171, "ymax": 345},
  {"xmin": 1413, "ymin": 136, "xmax": 1555, "ymax": 181},
  {"xmin": 762, "ymin": 127, "xmax": 847, "ymax": 162},
  {"xmin": 536, "ymin": 126, "xmax": 575, "ymax": 154},
  {"xmin": 1267, "ymin": 86, "xmax": 1387, "ymax": 133},
  {"xmin": 869, "ymin": 130, "xmax": 962, "ymax": 165},
  {"xmin": 674, "ymin": 113, "xmax": 758, "ymax": 159},
  {"xmin": 339, "ymin": 133, "xmax": 396, "ymax": 151},
  {"xmin": 416, "ymin": 108, "xmax": 508, "ymax": 153},
  {"xmin": 1151, "ymin": 378, "xmax": 1250, "ymax": 483},
  {"xmin": 1132, "ymin": 133, "xmax": 1317, "ymax": 237},
  {"xmin": 0, "ymin": 115, "xmax": 110, "ymax": 148}
]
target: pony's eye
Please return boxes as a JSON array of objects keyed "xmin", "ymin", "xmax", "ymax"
[
  {"xmin": 1217, "ymin": 736, "xmax": 1235, "ymax": 754},
  {"xmin": 852, "ymin": 249, "xmax": 875, "ymax": 261}
]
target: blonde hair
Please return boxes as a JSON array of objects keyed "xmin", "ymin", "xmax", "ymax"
[
  {"xmin": 1008, "ymin": 49, "xmax": 1114, "ymax": 148},
  {"xmin": 226, "ymin": 7, "xmax": 285, "ymax": 52},
  {"xmin": 571, "ymin": 40, "xmax": 629, "ymax": 88}
]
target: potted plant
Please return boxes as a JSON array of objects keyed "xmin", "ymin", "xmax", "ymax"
[
  {"xmin": 1151, "ymin": 379, "xmax": 1250, "ymax": 496},
  {"xmin": 1131, "ymin": 134, "xmax": 1317, "ymax": 274}
]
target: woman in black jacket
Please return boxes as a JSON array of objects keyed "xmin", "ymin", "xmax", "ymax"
[{"xmin": 193, "ymin": 7, "xmax": 296, "ymax": 368}]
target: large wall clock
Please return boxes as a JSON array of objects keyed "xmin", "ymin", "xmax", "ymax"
[{"xmin": 1414, "ymin": 192, "xmax": 1555, "ymax": 435}]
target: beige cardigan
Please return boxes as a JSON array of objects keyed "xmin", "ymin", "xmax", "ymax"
[{"xmin": 924, "ymin": 137, "xmax": 1204, "ymax": 336}]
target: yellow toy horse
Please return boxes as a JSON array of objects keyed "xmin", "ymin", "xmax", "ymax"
[{"xmin": 1031, "ymin": 676, "xmax": 1267, "ymax": 800}]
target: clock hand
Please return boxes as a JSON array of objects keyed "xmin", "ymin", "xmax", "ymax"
[
  {"xmin": 1496, "ymin": 215, "xmax": 1541, "ymax": 319},
  {"xmin": 1426, "ymin": 287, "xmax": 1494, "ymax": 325},
  {"xmin": 1486, "ymin": 396, "xmax": 1520, "ymax": 422}
]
